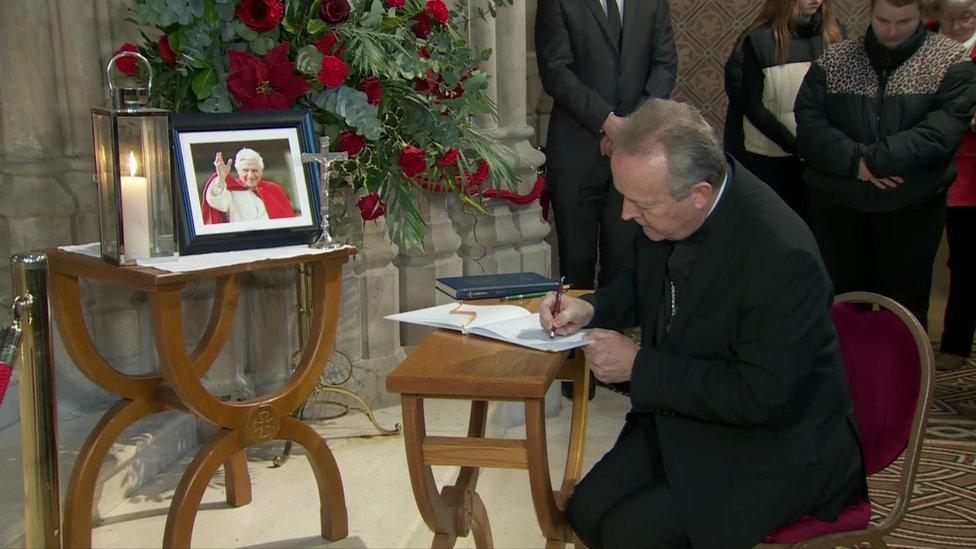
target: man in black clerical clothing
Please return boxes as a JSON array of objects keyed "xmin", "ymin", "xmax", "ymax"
[
  {"xmin": 536, "ymin": 0, "xmax": 677, "ymax": 290},
  {"xmin": 540, "ymin": 99, "xmax": 866, "ymax": 548}
]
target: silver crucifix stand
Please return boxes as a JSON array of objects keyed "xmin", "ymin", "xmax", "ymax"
[{"xmin": 301, "ymin": 136, "xmax": 348, "ymax": 250}]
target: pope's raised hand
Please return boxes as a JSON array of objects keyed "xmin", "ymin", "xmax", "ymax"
[
  {"xmin": 212, "ymin": 152, "xmax": 232, "ymax": 191},
  {"xmin": 539, "ymin": 293, "xmax": 594, "ymax": 336}
]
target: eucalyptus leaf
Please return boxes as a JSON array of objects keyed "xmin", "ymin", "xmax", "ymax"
[
  {"xmin": 307, "ymin": 18, "xmax": 328, "ymax": 36},
  {"xmin": 236, "ymin": 22, "xmax": 259, "ymax": 41},
  {"xmin": 191, "ymin": 68, "xmax": 217, "ymax": 99},
  {"xmin": 296, "ymin": 45, "xmax": 324, "ymax": 77},
  {"xmin": 250, "ymin": 36, "xmax": 275, "ymax": 55},
  {"xmin": 216, "ymin": 0, "xmax": 236, "ymax": 21}
]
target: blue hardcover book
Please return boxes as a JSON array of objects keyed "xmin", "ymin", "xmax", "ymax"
[{"xmin": 435, "ymin": 272, "xmax": 559, "ymax": 300}]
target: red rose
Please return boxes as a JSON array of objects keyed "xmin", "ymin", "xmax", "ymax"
[
  {"xmin": 318, "ymin": 55, "xmax": 349, "ymax": 88},
  {"xmin": 319, "ymin": 0, "xmax": 351, "ymax": 24},
  {"xmin": 414, "ymin": 68, "xmax": 440, "ymax": 94},
  {"xmin": 468, "ymin": 160, "xmax": 490, "ymax": 185},
  {"xmin": 412, "ymin": 12, "xmax": 433, "ymax": 39},
  {"xmin": 358, "ymin": 78, "xmax": 383, "ymax": 106},
  {"xmin": 112, "ymin": 43, "xmax": 140, "ymax": 77},
  {"xmin": 398, "ymin": 145, "xmax": 427, "ymax": 177},
  {"xmin": 426, "ymin": 0, "xmax": 449, "ymax": 25},
  {"xmin": 386, "ymin": 0, "xmax": 406, "ymax": 7},
  {"xmin": 337, "ymin": 131, "xmax": 366, "ymax": 156},
  {"xmin": 357, "ymin": 193, "xmax": 386, "ymax": 221},
  {"xmin": 227, "ymin": 42, "xmax": 310, "ymax": 111},
  {"xmin": 158, "ymin": 36, "xmax": 177, "ymax": 66},
  {"xmin": 236, "ymin": 0, "xmax": 285, "ymax": 32},
  {"xmin": 418, "ymin": 47, "xmax": 432, "ymax": 59},
  {"xmin": 314, "ymin": 32, "xmax": 342, "ymax": 56},
  {"xmin": 437, "ymin": 148, "xmax": 460, "ymax": 167}
]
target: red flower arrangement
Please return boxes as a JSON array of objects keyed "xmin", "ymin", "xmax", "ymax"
[
  {"xmin": 426, "ymin": 0, "xmax": 450, "ymax": 25},
  {"xmin": 412, "ymin": 12, "xmax": 434, "ymax": 39},
  {"xmin": 357, "ymin": 193, "xmax": 387, "ymax": 220},
  {"xmin": 319, "ymin": 55, "xmax": 349, "ymax": 88},
  {"xmin": 158, "ymin": 36, "xmax": 177, "ymax": 66},
  {"xmin": 358, "ymin": 78, "xmax": 383, "ymax": 106},
  {"xmin": 236, "ymin": 0, "xmax": 285, "ymax": 32},
  {"xmin": 227, "ymin": 43, "xmax": 309, "ymax": 111},
  {"xmin": 398, "ymin": 145, "xmax": 427, "ymax": 177},
  {"xmin": 127, "ymin": 0, "xmax": 517, "ymax": 249},
  {"xmin": 320, "ymin": 0, "xmax": 351, "ymax": 24},
  {"xmin": 112, "ymin": 43, "xmax": 140, "ymax": 76},
  {"xmin": 337, "ymin": 131, "xmax": 366, "ymax": 156},
  {"xmin": 437, "ymin": 148, "xmax": 460, "ymax": 167}
]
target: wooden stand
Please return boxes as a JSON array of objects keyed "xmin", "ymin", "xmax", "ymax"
[
  {"xmin": 387, "ymin": 295, "xmax": 590, "ymax": 548},
  {"xmin": 47, "ymin": 247, "xmax": 355, "ymax": 548}
]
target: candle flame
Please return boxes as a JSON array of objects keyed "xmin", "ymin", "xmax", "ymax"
[{"xmin": 127, "ymin": 151, "xmax": 138, "ymax": 177}]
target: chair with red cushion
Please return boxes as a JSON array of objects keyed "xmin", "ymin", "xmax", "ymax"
[{"xmin": 760, "ymin": 292, "xmax": 934, "ymax": 548}]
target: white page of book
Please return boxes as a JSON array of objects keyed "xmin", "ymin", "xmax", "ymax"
[
  {"xmin": 471, "ymin": 313, "xmax": 591, "ymax": 352},
  {"xmin": 385, "ymin": 302, "xmax": 531, "ymax": 331}
]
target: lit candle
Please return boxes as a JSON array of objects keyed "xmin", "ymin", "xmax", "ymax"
[{"xmin": 120, "ymin": 150, "xmax": 151, "ymax": 261}]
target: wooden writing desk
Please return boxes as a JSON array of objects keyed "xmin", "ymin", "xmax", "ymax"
[
  {"xmin": 46, "ymin": 246, "xmax": 355, "ymax": 548},
  {"xmin": 386, "ymin": 294, "xmax": 590, "ymax": 548}
]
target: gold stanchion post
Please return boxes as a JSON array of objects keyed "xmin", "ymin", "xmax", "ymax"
[{"xmin": 12, "ymin": 252, "xmax": 61, "ymax": 548}]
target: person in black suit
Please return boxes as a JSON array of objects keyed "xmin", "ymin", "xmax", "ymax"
[
  {"xmin": 536, "ymin": 0, "xmax": 677, "ymax": 290},
  {"xmin": 540, "ymin": 99, "xmax": 866, "ymax": 548}
]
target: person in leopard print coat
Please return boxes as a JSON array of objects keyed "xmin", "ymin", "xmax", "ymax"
[{"xmin": 795, "ymin": 0, "xmax": 976, "ymax": 328}]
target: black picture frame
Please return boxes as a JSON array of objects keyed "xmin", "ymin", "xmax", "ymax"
[{"xmin": 171, "ymin": 110, "xmax": 321, "ymax": 255}]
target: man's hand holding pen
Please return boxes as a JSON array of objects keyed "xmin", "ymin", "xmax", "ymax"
[{"xmin": 539, "ymin": 292, "xmax": 594, "ymax": 337}]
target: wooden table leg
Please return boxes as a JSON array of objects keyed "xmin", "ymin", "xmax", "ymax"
[
  {"xmin": 526, "ymin": 398, "xmax": 570, "ymax": 547},
  {"xmin": 62, "ymin": 398, "xmax": 166, "ymax": 549},
  {"xmin": 559, "ymin": 354, "xmax": 590, "ymax": 500},
  {"xmin": 277, "ymin": 416, "xmax": 348, "ymax": 541},
  {"xmin": 223, "ymin": 451, "xmax": 252, "ymax": 507},
  {"xmin": 402, "ymin": 396, "xmax": 494, "ymax": 548}
]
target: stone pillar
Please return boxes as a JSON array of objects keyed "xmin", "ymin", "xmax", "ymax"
[
  {"xmin": 394, "ymin": 192, "xmax": 463, "ymax": 346},
  {"xmin": 340, "ymin": 210, "xmax": 404, "ymax": 408},
  {"xmin": 491, "ymin": 1, "xmax": 549, "ymax": 276}
]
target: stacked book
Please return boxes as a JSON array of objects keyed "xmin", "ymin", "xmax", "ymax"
[{"xmin": 435, "ymin": 272, "xmax": 561, "ymax": 300}]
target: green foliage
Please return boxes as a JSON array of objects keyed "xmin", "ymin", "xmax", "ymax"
[{"xmin": 128, "ymin": 0, "xmax": 519, "ymax": 249}]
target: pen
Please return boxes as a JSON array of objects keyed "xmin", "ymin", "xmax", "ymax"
[
  {"xmin": 502, "ymin": 291, "xmax": 550, "ymax": 301},
  {"xmin": 550, "ymin": 275, "xmax": 565, "ymax": 339}
]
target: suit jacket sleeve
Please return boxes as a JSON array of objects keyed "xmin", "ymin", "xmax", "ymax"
[
  {"xmin": 640, "ymin": 0, "xmax": 678, "ymax": 101},
  {"xmin": 862, "ymin": 61, "xmax": 976, "ymax": 177},
  {"xmin": 535, "ymin": 0, "xmax": 614, "ymax": 134},
  {"xmin": 629, "ymin": 248, "xmax": 835, "ymax": 427},
  {"xmin": 581, "ymin": 244, "xmax": 640, "ymax": 329},
  {"xmin": 795, "ymin": 61, "xmax": 865, "ymax": 177}
]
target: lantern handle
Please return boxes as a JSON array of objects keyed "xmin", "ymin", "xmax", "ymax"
[{"xmin": 105, "ymin": 50, "xmax": 154, "ymax": 97}]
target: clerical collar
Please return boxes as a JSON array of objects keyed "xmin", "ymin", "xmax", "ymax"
[
  {"xmin": 678, "ymin": 170, "xmax": 728, "ymax": 243},
  {"xmin": 706, "ymin": 171, "xmax": 729, "ymax": 219}
]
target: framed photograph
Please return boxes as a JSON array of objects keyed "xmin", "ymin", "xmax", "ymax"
[{"xmin": 172, "ymin": 110, "xmax": 321, "ymax": 255}]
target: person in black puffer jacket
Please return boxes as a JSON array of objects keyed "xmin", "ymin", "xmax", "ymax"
[
  {"xmin": 795, "ymin": 0, "xmax": 976, "ymax": 327},
  {"xmin": 734, "ymin": 0, "xmax": 845, "ymax": 220}
]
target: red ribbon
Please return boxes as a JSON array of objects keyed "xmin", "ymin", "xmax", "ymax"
[{"xmin": 416, "ymin": 174, "xmax": 546, "ymax": 208}]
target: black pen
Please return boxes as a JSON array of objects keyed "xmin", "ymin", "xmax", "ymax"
[{"xmin": 549, "ymin": 276, "xmax": 565, "ymax": 339}]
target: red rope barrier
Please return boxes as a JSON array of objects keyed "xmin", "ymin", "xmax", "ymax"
[{"xmin": 0, "ymin": 362, "xmax": 11, "ymax": 406}]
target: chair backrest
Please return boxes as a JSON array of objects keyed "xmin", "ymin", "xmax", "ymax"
[{"xmin": 830, "ymin": 292, "xmax": 933, "ymax": 475}]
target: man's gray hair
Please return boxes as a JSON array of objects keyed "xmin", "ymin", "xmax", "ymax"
[
  {"xmin": 615, "ymin": 99, "xmax": 727, "ymax": 200},
  {"xmin": 235, "ymin": 148, "xmax": 265, "ymax": 170}
]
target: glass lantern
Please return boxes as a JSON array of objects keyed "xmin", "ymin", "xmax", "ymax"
[{"xmin": 91, "ymin": 51, "xmax": 178, "ymax": 265}]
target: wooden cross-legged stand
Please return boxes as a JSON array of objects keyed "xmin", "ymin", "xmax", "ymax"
[
  {"xmin": 387, "ymin": 294, "xmax": 590, "ymax": 548},
  {"xmin": 47, "ymin": 247, "xmax": 355, "ymax": 548}
]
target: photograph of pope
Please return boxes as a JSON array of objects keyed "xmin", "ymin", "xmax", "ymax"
[{"xmin": 203, "ymin": 147, "xmax": 297, "ymax": 224}]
